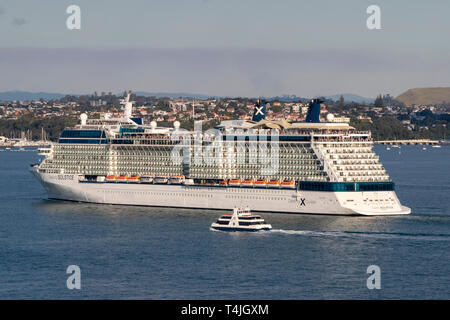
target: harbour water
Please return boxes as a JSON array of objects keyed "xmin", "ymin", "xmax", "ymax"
[{"xmin": 0, "ymin": 146, "xmax": 449, "ymax": 299}]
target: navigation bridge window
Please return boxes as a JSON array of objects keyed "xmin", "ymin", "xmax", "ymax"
[
  {"xmin": 59, "ymin": 130, "xmax": 107, "ymax": 144},
  {"xmin": 60, "ymin": 130, "xmax": 106, "ymax": 138}
]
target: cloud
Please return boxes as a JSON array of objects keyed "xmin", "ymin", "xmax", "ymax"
[{"xmin": 12, "ymin": 17, "xmax": 26, "ymax": 26}]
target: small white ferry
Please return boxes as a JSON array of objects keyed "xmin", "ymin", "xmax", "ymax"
[{"xmin": 210, "ymin": 207, "xmax": 272, "ymax": 232}]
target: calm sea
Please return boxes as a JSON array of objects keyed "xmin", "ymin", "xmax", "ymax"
[{"xmin": 0, "ymin": 146, "xmax": 449, "ymax": 299}]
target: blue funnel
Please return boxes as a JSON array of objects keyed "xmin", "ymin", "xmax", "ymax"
[
  {"xmin": 305, "ymin": 99, "xmax": 322, "ymax": 123},
  {"xmin": 252, "ymin": 100, "xmax": 266, "ymax": 122}
]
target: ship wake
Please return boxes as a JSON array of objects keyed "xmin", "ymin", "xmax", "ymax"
[{"xmin": 271, "ymin": 229, "xmax": 450, "ymax": 241}]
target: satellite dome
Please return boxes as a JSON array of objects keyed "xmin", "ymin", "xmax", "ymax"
[
  {"xmin": 150, "ymin": 121, "xmax": 157, "ymax": 129},
  {"xmin": 173, "ymin": 121, "xmax": 180, "ymax": 129},
  {"xmin": 326, "ymin": 113, "xmax": 335, "ymax": 122}
]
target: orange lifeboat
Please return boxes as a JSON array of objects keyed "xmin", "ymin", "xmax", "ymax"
[
  {"xmin": 106, "ymin": 175, "xmax": 117, "ymax": 182},
  {"xmin": 219, "ymin": 180, "xmax": 228, "ymax": 185},
  {"xmin": 241, "ymin": 179, "xmax": 254, "ymax": 187},
  {"xmin": 140, "ymin": 175, "xmax": 154, "ymax": 183},
  {"xmin": 254, "ymin": 179, "xmax": 267, "ymax": 187},
  {"xmin": 154, "ymin": 175, "xmax": 169, "ymax": 184},
  {"xmin": 267, "ymin": 180, "xmax": 280, "ymax": 187},
  {"xmin": 229, "ymin": 179, "xmax": 241, "ymax": 186},
  {"xmin": 117, "ymin": 175, "xmax": 128, "ymax": 182},
  {"xmin": 169, "ymin": 175, "xmax": 185, "ymax": 184},
  {"xmin": 128, "ymin": 176, "xmax": 140, "ymax": 183},
  {"xmin": 281, "ymin": 180, "xmax": 296, "ymax": 189}
]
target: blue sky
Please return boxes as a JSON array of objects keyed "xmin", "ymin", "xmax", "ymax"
[{"xmin": 0, "ymin": 0, "xmax": 449, "ymax": 97}]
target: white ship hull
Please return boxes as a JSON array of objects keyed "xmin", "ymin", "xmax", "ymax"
[{"xmin": 31, "ymin": 169, "xmax": 411, "ymax": 216}]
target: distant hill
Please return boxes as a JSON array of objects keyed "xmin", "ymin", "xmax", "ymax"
[
  {"xmin": 325, "ymin": 94, "xmax": 375, "ymax": 104},
  {"xmin": 0, "ymin": 90, "xmax": 375, "ymax": 103},
  {"xmin": 0, "ymin": 91, "xmax": 68, "ymax": 101},
  {"xmin": 396, "ymin": 87, "xmax": 450, "ymax": 105}
]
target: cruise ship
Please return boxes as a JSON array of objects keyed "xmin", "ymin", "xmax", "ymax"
[{"xmin": 31, "ymin": 93, "xmax": 411, "ymax": 216}]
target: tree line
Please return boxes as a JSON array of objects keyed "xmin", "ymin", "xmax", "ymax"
[
  {"xmin": 0, "ymin": 115, "xmax": 77, "ymax": 141},
  {"xmin": 350, "ymin": 116, "xmax": 449, "ymax": 140}
]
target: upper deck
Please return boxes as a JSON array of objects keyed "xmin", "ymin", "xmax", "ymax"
[{"xmin": 39, "ymin": 96, "xmax": 389, "ymax": 184}]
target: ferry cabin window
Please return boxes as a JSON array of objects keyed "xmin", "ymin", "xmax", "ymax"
[
  {"xmin": 239, "ymin": 216, "xmax": 260, "ymax": 220},
  {"xmin": 239, "ymin": 221, "xmax": 264, "ymax": 226}
]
